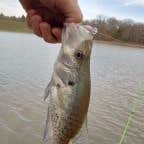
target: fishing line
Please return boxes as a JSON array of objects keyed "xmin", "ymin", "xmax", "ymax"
[
  {"xmin": 90, "ymin": 26, "xmax": 123, "ymax": 42},
  {"xmin": 96, "ymin": 32, "xmax": 122, "ymax": 42},
  {"xmin": 117, "ymin": 87, "xmax": 144, "ymax": 144}
]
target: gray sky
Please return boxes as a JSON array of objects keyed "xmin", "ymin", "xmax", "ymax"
[{"xmin": 0, "ymin": 0, "xmax": 144, "ymax": 22}]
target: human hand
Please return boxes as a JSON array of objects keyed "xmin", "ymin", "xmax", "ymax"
[{"xmin": 19, "ymin": 0, "xmax": 83, "ymax": 43}]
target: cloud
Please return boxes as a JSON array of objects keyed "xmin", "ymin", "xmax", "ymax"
[
  {"xmin": 79, "ymin": 0, "xmax": 104, "ymax": 20},
  {"xmin": 0, "ymin": 1, "xmax": 26, "ymax": 17},
  {"xmin": 123, "ymin": 0, "xmax": 144, "ymax": 6}
]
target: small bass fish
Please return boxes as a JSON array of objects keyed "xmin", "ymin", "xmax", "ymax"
[{"xmin": 43, "ymin": 24, "xmax": 94, "ymax": 144}]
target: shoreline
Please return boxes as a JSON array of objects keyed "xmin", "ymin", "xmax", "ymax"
[
  {"xmin": 0, "ymin": 30, "xmax": 144, "ymax": 48},
  {"xmin": 94, "ymin": 40, "xmax": 144, "ymax": 48},
  {"xmin": 0, "ymin": 30, "xmax": 32, "ymax": 34}
]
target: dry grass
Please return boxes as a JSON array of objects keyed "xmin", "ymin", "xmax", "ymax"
[{"xmin": 0, "ymin": 19, "xmax": 32, "ymax": 33}]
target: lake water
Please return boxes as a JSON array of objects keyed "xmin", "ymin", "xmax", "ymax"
[{"xmin": 0, "ymin": 32, "xmax": 144, "ymax": 144}]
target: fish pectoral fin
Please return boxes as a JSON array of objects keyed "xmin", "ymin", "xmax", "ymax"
[{"xmin": 44, "ymin": 80, "xmax": 53, "ymax": 101}]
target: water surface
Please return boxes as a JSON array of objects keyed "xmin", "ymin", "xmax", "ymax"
[{"xmin": 0, "ymin": 32, "xmax": 144, "ymax": 144}]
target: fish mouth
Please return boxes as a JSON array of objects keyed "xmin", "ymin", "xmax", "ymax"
[
  {"xmin": 62, "ymin": 23, "xmax": 72, "ymax": 42},
  {"xmin": 62, "ymin": 23, "xmax": 93, "ymax": 45},
  {"xmin": 62, "ymin": 23, "xmax": 83, "ymax": 43}
]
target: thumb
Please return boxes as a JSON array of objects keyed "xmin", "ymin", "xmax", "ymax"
[
  {"xmin": 62, "ymin": 1, "xmax": 83, "ymax": 23},
  {"xmin": 39, "ymin": 0, "xmax": 55, "ymax": 8}
]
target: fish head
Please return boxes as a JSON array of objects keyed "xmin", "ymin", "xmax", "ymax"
[{"xmin": 61, "ymin": 24, "xmax": 93, "ymax": 69}]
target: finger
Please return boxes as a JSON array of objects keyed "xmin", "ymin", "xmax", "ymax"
[
  {"xmin": 65, "ymin": 9, "xmax": 83, "ymax": 23},
  {"xmin": 56, "ymin": 0, "xmax": 83, "ymax": 23},
  {"xmin": 39, "ymin": 0, "xmax": 54, "ymax": 7},
  {"xmin": 20, "ymin": 0, "xmax": 44, "ymax": 12},
  {"xmin": 40, "ymin": 22, "xmax": 57, "ymax": 43},
  {"xmin": 52, "ymin": 28, "xmax": 61, "ymax": 42},
  {"xmin": 74, "ymin": 1, "xmax": 83, "ymax": 22},
  {"xmin": 26, "ymin": 9, "xmax": 37, "ymax": 28},
  {"xmin": 28, "ymin": 9, "xmax": 37, "ymax": 17},
  {"xmin": 30, "ymin": 15, "xmax": 42, "ymax": 37}
]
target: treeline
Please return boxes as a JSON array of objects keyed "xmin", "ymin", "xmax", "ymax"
[
  {"xmin": 83, "ymin": 15, "xmax": 144, "ymax": 44},
  {"xmin": 0, "ymin": 13, "xmax": 31, "ymax": 33},
  {"xmin": 0, "ymin": 13, "xmax": 144, "ymax": 44},
  {"xmin": 0, "ymin": 13, "xmax": 25, "ymax": 22}
]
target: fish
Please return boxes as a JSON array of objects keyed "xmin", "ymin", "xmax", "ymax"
[{"xmin": 43, "ymin": 23, "xmax": 94, "ymax": 144}]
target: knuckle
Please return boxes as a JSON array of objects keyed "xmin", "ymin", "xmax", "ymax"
[
  {"xmin": 31, "ymin": 15, "xmax": 42, "ymax": 24},
  {"xmin": 31, "ymin": 15, "xmax": 37, "ymax": 21}
]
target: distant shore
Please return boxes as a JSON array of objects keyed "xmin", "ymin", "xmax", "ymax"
[
  {"xmin": 94, "ymin": 40, "xmax": 144, "ymax": 48},
  {"xmin": 0, "ymin": 19, "xmax": 31, "ymax": 33},
  {"xmin": 0, "ymin": 19, "xmax": 144, "ymax": 48}
]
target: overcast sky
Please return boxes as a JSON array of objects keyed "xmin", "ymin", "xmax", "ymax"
[{"xmin": 0, "ymin": 0, "xmax": 144, "ymax": 22}]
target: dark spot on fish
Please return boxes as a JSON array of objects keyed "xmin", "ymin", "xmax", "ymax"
[
  {"xmin": 68, "ymin": 81, "xmax": 75, "ymax": 86},
  {"xmin": 75, "ymin": 50, "xmax": 84, "ymax": 60},
  {"xmin": 56, "ymin": 83, "xmax": 61, "ymax": 88}
]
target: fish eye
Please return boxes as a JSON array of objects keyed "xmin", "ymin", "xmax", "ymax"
[
  {"xmin": 68, "ymin": 81, "xmax": 75, "ymax": 86},
  {"xmin": 75, "ymin": 51, "xmax": 84, "ymax": 60}
]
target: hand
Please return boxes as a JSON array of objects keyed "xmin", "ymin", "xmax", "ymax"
[{"xmin": 19, "ymin": 0, "xmax": 83, "ymax": 43}]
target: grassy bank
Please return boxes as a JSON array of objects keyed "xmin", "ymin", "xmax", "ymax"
[
  {"xmin": 0, "ymin": 19, "xmax": 144, "ymax": 48},
  {"xmin": 0, "ymin": 19, "xmax": 32, "ymax": 33}
]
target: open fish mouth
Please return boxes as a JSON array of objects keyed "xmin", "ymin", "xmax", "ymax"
[{"xmin": 62, "ymin": 23, "xmax": 96, "ymax": 43}]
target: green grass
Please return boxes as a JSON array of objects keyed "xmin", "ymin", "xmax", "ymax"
[{"xmin": 0, "ymin": 19, "xmax": 32, "ymax": 33}]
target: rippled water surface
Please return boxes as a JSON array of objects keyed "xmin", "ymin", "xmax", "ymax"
[{"xmin": 0, "ymin": 32, "xmax": 144, "ymax": 144}]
